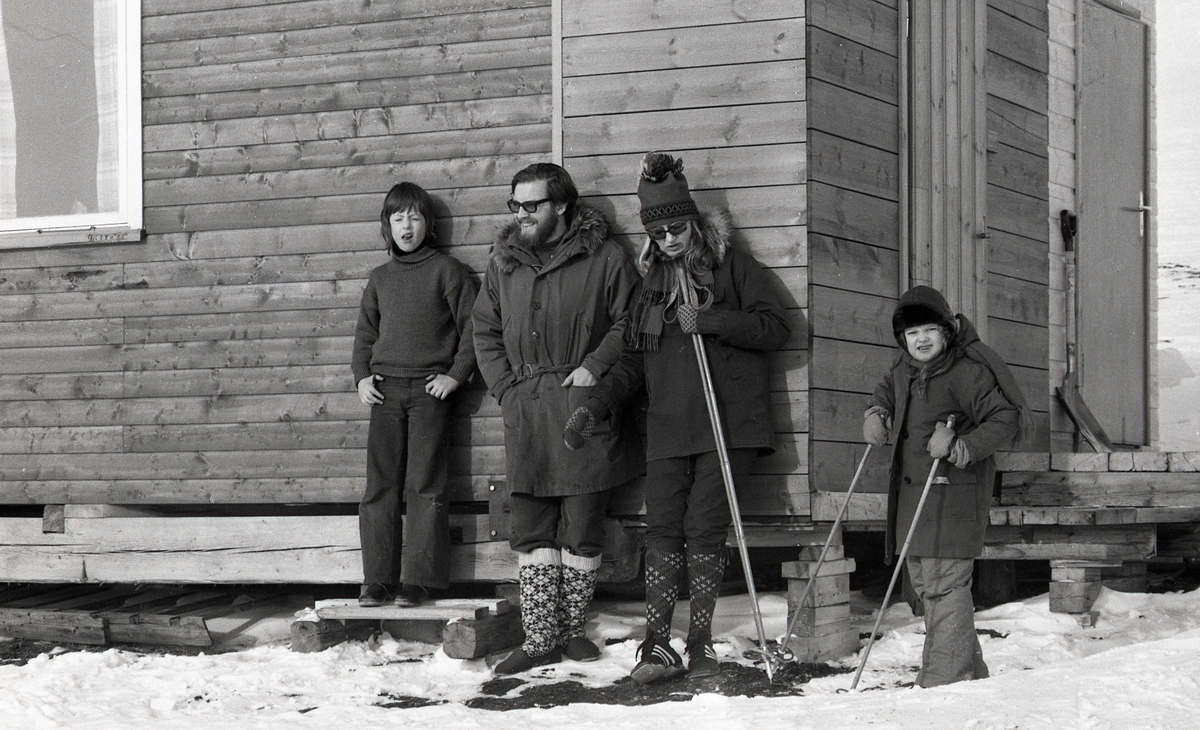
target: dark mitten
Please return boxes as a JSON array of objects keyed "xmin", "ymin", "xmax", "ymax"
[{"xmin": 564, "ymin": 406, "xmax": 597, "ymax": 450}]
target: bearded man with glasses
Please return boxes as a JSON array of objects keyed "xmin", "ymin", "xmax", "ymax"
[{"xmin": 472, "ymin": 162, "xmax": 641, "ymax": 675}]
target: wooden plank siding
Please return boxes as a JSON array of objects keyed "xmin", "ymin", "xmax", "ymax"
[
  {"xmin": 810, "ymin": 0, "xmax": 1053, "ymax": 516},
  {"xmin": 560, "ymin": 0, "xmax": 811, "ymax": 520},
  {"xmin": 985, "ymin": 0, "xmax": 1051, "ymax": 449},
  {"xmin": 1046, "ymin": 0, "xmax": 1077, "ymax": 451},
  {"xmin": 807, "ymin": 0, "xmax": 901, "ymax": 498},
  {"xmin": 0, "ymin": 0, "xmax": 556, "ymax": 583}
]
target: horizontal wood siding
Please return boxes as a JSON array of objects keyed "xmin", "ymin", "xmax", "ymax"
[
  {"xmin": 807, "ymin": 0, "xmax": 901, "ymax": 496},
  {"xmin": 986, "ymin": 0, "xmax": 1051, "ymax": 448},
  {"xmin": 0, "ymin": 0, "xmax": 555, "ymax": 582},
  {"xmin": 561, "ymin": 0, "xmax": 811, "ymax": 519}
]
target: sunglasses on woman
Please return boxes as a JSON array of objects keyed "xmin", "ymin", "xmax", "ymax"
[
  {"xmin": 507, "ymin": 197, "xmax": 553, "ymax": 214},
  {"xmin": 646, "ymin": 221, "xmax": 691, "ymax": 241}
]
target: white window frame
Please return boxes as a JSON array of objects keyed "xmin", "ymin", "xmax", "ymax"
[{"xmin": 0, "ymin": 0, "xmax": 142, "ymax": 250}]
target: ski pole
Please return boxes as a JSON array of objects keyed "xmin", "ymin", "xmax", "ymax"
[
  {"xmin": 677, "ymin": 269, "xmax": 776, "ymax": 681},
  {"xmin": 850, "ymin": 416, "xmax": 955, "ymax": 690},
  {"xmin": 772, "ymin": 443, "xmax": 873, "ymax": 665}
]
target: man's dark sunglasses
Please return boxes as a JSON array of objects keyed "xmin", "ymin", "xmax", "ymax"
[
  {"xmin": 507, "ymin": 197, "xmax": 553, "ymax": 214},
  {"xmin": 646, "ymin": 221, "xmax": 690, "ymax": 241}
]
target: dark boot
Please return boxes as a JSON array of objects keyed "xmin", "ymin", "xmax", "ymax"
[
  {"xmin": 631, "ymin": 631, "xmax": 684, "ymax": 685},
  {"xmin": 629, "ymin": 548, "xmax": 686, "ymax": 684},
  {"xmin": 559, "ymin": 550, "xmax": 602, "ymax": 661},
  {"xmin": 685, "ymin": 549, "xmax": 725, "ymax": 678},
  {"xmin": 495, "ymin": 548, "xmax": 562, "ymax": 675}
]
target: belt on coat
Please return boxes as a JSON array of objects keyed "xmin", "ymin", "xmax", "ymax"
[{"xmin": 512, "ymin": 363, "xmax": 577, "ymax": 384}]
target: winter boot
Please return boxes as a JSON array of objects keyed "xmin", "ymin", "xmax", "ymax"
[
  {"xmin": 559, "ymin": 550, "xmax": 602, "ymax": 661},
  {"xmin": 685, "ymin": 549, "xmax": 725, "ymax": 678},
  {"xmin": 629, "ymin": 548, "xmax": 686, "ymax": 684},
  {"xmin": 494, "ymin": 548, "xmax": 563, "ymax": 675},
  {"xmin": 631, "ymin": 632, "xmax": 685, "ymax": 685}
]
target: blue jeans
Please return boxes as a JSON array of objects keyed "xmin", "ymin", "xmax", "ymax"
[{"xmin": 359, "ymin": 376, "xmax": 453, "ymax": 588}]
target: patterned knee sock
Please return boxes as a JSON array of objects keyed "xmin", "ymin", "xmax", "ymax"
[
  {"xmin": 518, "ymin": 548, "xmax": 562, "ymax": 657},
  {"xmin": 644, "ymin": 548, "xmax": 684, "ymax": 642},
  {"xmin": 686, "ymin": 549, "xmax": 726, "ymax": 649},
  {"xmin": 558, "ymin": 550, "xmax": 601, "ymax": 642}
]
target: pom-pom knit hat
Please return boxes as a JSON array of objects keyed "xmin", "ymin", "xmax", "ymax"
[{"xmin": 637, "ymin": 152, "xmax": 700, "ymax": 229}]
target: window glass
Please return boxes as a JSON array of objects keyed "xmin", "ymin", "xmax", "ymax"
[{"xmin": 0, "ymin": 0, "xmax": 141, "ymax": 248}]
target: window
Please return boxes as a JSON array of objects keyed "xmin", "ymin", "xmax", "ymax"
[{"xmin": 0, "ymin": 0, "xmax": 141, "ymax": 249}]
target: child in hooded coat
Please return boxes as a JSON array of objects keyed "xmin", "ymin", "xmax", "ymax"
[{"xmin": 864, "ymin": 285, "xmax": 1029, "ymax": 687}]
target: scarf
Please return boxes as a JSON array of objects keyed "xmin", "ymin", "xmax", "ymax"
[{"xmin": 628, "ymin": 257, "xmax": 714, "ymax": 351}]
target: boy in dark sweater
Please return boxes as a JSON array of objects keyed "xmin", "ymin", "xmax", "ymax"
[{"xmin": 352, "ymin": 182, "xmax": 478, "ymax": 607}]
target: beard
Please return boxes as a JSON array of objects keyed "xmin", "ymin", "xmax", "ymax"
[{"xmin": 517, "ymin": 214, "xmax": 560, "ymax": 248}]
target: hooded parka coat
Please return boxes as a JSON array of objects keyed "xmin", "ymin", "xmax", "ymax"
[
  {"xmin": 593, "ymin": 209, "xmax": 792, "ymax": 460},
  {"xmin": 873, "ymin": 286, "xmax": 1021, "ymax": 561},
  {"xmin": 472, "ymin": 204, "xmax": 642, "ymax": 497}
]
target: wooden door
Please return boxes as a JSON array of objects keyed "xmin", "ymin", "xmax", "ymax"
[{"xmin": 1076, "ymin": 0, "xmax": 1150, "ymax": 447}]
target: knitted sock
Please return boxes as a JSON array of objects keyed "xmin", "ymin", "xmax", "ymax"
[
  {"xmin": 518, "ymin": 548, "xmax": 562, "ymax": 657},
  {"xmin": 686, "ymin": 549, "xmax": 726, "ymax": 649},
  {"xmin": 558, "ymin": 550, "xmax": 601, "ymax": 642},
  {"xmin": 644, "ymin": 548, "xmax": 684, "ymax": 642}
]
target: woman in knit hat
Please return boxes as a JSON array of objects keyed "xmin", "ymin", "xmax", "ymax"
[{"xmin": 564, "ymin": 152, "xmax": 793, "ymax": 683}]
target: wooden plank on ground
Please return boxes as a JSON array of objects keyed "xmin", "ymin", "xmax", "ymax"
[
  {"xmin": 314, "ymin": 598, "xmax": 505, "ymax": 621},
  {"xmin": 442, "ymin": 611, "xmax": 524, "ymax": 659},
  {"xmin": 0, "ymin": 609, "xmax": 108, "ymax": 645}
]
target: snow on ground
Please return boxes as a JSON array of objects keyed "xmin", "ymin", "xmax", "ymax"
[{"xmin": 5, "ymin": 586, "xmax": 1200, "ymax": 730}]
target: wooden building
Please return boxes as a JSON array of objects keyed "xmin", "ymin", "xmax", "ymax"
[{"xmin": 0, "ymin": 0, "xmax": 1160, "ymax": 587}]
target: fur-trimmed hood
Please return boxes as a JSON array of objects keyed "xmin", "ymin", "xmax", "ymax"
[
  {"xmin": 636, "ymin": 206, "xmax": 733, "ymax": 277},
  {"xmin": 488, "ymin": 204, "xmax": 611, "ymax": 275}
]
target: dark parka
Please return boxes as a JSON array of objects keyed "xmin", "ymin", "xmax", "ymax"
[
  {"xmin": 592, "ymin": 209, "xmax": 792, "ymax": 460},
  {"xmin": 873, "ymin": 287, "xmax": 1021, "ymax": 561},
  {"xmin": 472, "ymin": 204, "xmax": 642, "ymax": 497}
]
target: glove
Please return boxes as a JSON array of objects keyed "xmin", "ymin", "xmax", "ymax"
[
  {"xmin": 948, "ymin": 437, "xmax": 972, "ymax": 468},
  {"xmin": 927, "ymin": 421, "xmax": 957, "ymax": 459},
  {"xmin": 563, "ymin": 406, "xmax": 597, "ymax": 451},
  {"xmin": 676, "ymin": 303, "xmax": 699, "ymax": 334},
  {"xmin": 863, "ymin": 412, "xmax": 889, "ymax": 446}
]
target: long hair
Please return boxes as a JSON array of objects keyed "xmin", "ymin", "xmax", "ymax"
[
  {"xmin": 379, "ymin": 182, "xmax": 437, "ymax": 249},
  {"xmin": 510, "ymin": 163, "xmax": 578, "ymax": 223}
]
